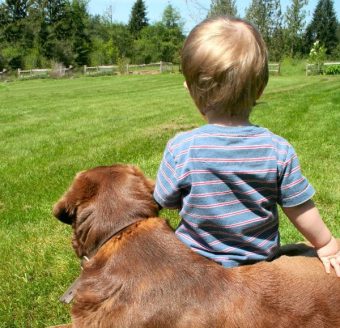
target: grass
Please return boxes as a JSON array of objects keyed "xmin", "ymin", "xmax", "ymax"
[{"xmin": 0, "ymin": 71, "xmax": 339, "ymax": 327}]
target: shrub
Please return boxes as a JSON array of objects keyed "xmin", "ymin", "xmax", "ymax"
[
  {"xmin": 50, "ymin": 62, "xmax": 66, "ymax": 78},
  {"xmin": 117, "ymin": 57, "xmax": 129, "ymax": 74},
  {"xmin": 324, "ymin": 64, "xmax": 340, "ymax": 75}
]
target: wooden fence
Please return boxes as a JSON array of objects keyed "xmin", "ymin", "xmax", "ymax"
[
  {"xmin": 0, "ymin": 69, "xmax": 7, "ymax": 80},
  {"xmin": 17, "ymin": 66, "xmax": 73, "ymax": 78},
  {"xmin": 269, "ymin": 63, "xmax": 280, "ymax": 75},
  {"xmin": 84, "ymin": 61, "xmax": 173, "ymax": 76},
  {"xmin": 18, "ymin": 68, "xmax": 50, "ymax": 78},
  {"xmin": 305, "ymin": 62, "xmax": 340, "ymax": 76},
  {"xmin": 84, "ymin": 65, "xmax": 118, "ymax": 75}
]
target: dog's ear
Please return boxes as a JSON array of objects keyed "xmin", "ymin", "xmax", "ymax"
[
  {"xmin": 53, "ymin": 197, "xmax": 76, "ymax": 225},
  {"xmin": 53, "ymin": 171, "xmax": 98, "ymax": 225},
  {"xmin": 128, "ymin": 165, "xmax": 155, "ymax": 193}
]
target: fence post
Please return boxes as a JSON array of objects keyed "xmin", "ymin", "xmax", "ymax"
[
  {"xmin": 17, "ymin": 68, "xmax": 21, "ymax": 78},
  {"xmin": 84, "ymin": 65, "xmax": 87, "ymax": 75},
  {"xmin": 160, "ymin": 61, "xmax": 163, "ymax": 73}
]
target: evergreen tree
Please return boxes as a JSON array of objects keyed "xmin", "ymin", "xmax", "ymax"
[
  {"xmin": 245, "ymin": 0, "xmax": 283, "ymax": 60},
  {"xmin": 162, "ymin": 4, "xmax": 183, "ymax": 29},
  {"xmin": 284, "ymin": 0, "xmax": 308, "ymax": 57},
  {"xmin": 5, "ymin": 0, "xmax": 30, "ymax": 21},
  {"xmin": 304, "ymin": 0, "xmax": 338, "ymax": 55},
  {"xmin": 44, "ymin": 0, "xmax": 68, "ymax": 24},
  {"xmin": 133, "ymin": 22, "xmax": 184, "ymax": 64},
  {"xmin": 270, "ymin": 1, "xmax": 284, "ymax": 61},
  {"xmin": 128, "ymin": 0, "xmax": 148, "ymax": 38},
  {"xmin": 111, "ymin": 23, "xmax": 134, "ymax": 59},
  {"xmin": 0, "ymin": 3, "xmax": 9, "ymax": 33},
  {"xmin": 161, "ymin": 5, "xmax": 185, "ymax": 63},
  {"xmin": 71, "ymin": 0, "xmax": 91, "ymax": 65},
  {"xmin": 246, "ymin": 0, "xmax": 269, "ymax": 43},
  {"xmin": 208, "ymin": 0, "xmax": 238, "ymax": 17}
]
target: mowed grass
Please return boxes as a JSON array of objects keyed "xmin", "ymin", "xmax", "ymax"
[{"xmin": 0, "ymin": 72, "xmax": 339, "ymax": 327}]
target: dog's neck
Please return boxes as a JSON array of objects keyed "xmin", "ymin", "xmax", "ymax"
[
  {"xmin": 73, "ymin": 196, "xmax": 160, "ymax": 260},
  {"xmin": 60, "ymin": 218, "xmax": 147, "ymax": 304},
  {"xmin": 86, "ymin": 218, "xmax": 146, "ymax": 259}
]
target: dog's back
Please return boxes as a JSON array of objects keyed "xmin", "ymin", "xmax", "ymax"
[{"xmin": 71, "ymin": 218, "xmax": 340, "ymax": 328}]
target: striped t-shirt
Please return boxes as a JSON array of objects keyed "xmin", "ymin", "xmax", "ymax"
[{"xmin": 154, "ymin": 124, "xmax": 315, "ymax": 267}]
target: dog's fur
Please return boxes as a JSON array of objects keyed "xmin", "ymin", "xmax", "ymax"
[{"xmin": 53, "ymin": 164, "xmax": 340, "ymax": 328}]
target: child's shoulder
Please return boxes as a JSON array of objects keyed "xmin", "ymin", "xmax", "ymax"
[
  {"xmin": 263, "ymin": 128, "xmax": 293, "ymax": 148},
  {"xmin": 255, "ymin": 127, "xmax": 298, "ymax": 159},
  {"xmin": 167, "ymin": 125, "xmax": 295, "ymax": 155},
  {"xmin": 166, "ymin": 126, "xmax": 203, "ymax": 152}
]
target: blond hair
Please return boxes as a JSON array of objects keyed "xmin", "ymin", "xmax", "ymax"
[{"xmin": 181, "ymin": 16, "xmax": 268, "ymax": 118}]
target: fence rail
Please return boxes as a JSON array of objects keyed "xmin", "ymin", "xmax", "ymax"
[
  {"xmin": 17, "ymin": 66, "xmax": 73, "ymax": 78},
  {"xmin": 84, "ymin": 62, "xmax": 173, "ymax": 76},
  {"xmin": 306, "ymin": 62, "xmax": 340, "ymax": 75},
  {"xmin": 3, "ymin": 62, "xmax": 176, "ymax": 80},
  {"xmin": 84, "ymin": 65, "xmax": 119, "ymax": 75},
  {"xmin": 127, "ymin": 62, "xmax": 173, "ymax": 74},
  {"xmin": 0, "ymin": 69, "xmax": 7, "ymax": 80},
  {"xmin": 269, "ymin": 63, "xmax": 280, "ymax": 75},
  {"xmin": 18, "ymin": 68, "xmax": 50, "ymax": 78}
]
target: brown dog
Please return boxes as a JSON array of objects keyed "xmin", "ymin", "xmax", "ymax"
[{"xmin": 53, "ymin": 164, "xmax": 340, "ymax": 328}]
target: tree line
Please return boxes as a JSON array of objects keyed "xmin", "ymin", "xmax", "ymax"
[
  {"xmin": 0, "ymin": 0, "xmax": 339, "ymax": 71},
  {"xmin": 207, "ymin": 0, "xmax": 339, "ymax": 61},
  {"xmin": 0, "ymin": 0, "xmax": 185, "ymax": 71}
]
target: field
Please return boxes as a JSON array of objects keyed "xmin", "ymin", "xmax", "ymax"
[{"xmin": 0, "ymin": 70, "xmax": 339, "ymax": 327}]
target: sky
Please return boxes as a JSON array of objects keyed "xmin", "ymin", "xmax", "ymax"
[{"xmin": 88, "ymin": 0, "xmax": 340, "ymax": 34}]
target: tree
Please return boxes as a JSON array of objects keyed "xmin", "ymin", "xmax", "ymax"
[
  {"xmin": 284, "ymin": 0, "xmax": 308, "ymax": 58},
  {"xmin": 44, "ymin": 0, "xmax": 68, "ymax": 24},
  {"xmin": 111, "ymin": 23, "xmax": 134, "ymax": 59},
  {"xmin": 208, "ymin": 0, "xmax": 238, "ymax": 17},
  {"xmin": 270, "ymin": 2, "xmax": 284, "ymax": 61},
  {"xmin": 133, "ymin": 22, "xmax": 184, "ymax": 64},
  {"xmin": 70, "ymin": 0, "xmax": 92, "ymax": 66},
  {"xmin": 132, "ymin": 5, "xmax": 185, "ymax": 65},
  {"xmin": 304, "ymin": 0, "xmax": 338, "ymax": 55},
  {"xmin": 4, "ymin": 0, "xmax": 30, "ymax": 21},
  {"xmin": 128, "ymin": 0, "xmax": 148, "ymax": 38},
  {"xmin": 245, "ymin": 0, "xmax": 284, "ymax": 61},
  {"xmin": 162, "ymin": 4, "xmax": 183, "ymax": 29}
]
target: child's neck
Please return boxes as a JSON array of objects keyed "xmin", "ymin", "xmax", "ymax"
[{"xmin": 205, "ymin": 112, "xmax": 251, "ymax": 127}]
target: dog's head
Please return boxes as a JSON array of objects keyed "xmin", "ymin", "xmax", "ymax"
[{"xmin": 53, "ymin": 164, "xmax": 159, "ymax": 258}]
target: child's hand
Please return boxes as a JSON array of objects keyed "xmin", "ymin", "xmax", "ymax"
[{"xmin": 316, "ymin": 236, "xmax": 340, "ymax": 277}]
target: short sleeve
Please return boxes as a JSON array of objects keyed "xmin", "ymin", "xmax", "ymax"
[
  {"xmin": 278, "ymin": 145, "xmax": 315, "ymax": 207},
  {"xmin": 153, "ymin": 141, "xmax": 182, "ymax": 209}
]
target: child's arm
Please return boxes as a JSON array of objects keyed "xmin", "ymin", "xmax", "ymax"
[
  {"xmin": 282, "ymin": 199, "xmax": 340, "ymax": 277},
  {"xmin": 153, "ymin": 141, "xmax": 182, "ymax": 210}
]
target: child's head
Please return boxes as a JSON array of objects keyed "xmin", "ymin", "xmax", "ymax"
[{"xmin": 181, "ymin": 16, "xmax": 268, "ymax": 119}]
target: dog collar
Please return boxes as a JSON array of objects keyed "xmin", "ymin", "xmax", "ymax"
[{"xmin": 59, "ymin": 219, "xmax": 146, "ymax": 304}]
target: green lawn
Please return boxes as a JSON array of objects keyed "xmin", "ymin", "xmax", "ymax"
[{"xmin": 0, "ymin": 72, "xmax": 339, "ymax": 327}]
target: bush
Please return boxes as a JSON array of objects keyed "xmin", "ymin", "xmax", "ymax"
[
  {"xmin": 2, "ymin": 45, "xmax": 23, "ymax": 69},
  {"xmin": 50, "ymin": 62, "xmax": 66, "ymax": 78},
  {"xmin": 117, "ymin": 57, "xmax": 129, "ymax": 74},
  {"xmin": 22, "ymin": 48, "xmax": 40, "ymax": 69},
  {"xmin": 324, "ymin": 64, "xmax": 340, "ymax": 75},
  {"xmin": 309, "ymin": 41, "xmax": 326, "ymax": 66}
]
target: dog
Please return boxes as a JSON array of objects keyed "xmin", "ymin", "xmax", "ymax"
[{"xmin": 53, "ymin": 164, "xmax": 340, "ymax": 328}]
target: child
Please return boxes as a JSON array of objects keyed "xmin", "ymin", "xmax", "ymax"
[{"xmin": 154, "ymin": 16, "xmax": 340, "ymax": 275}]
